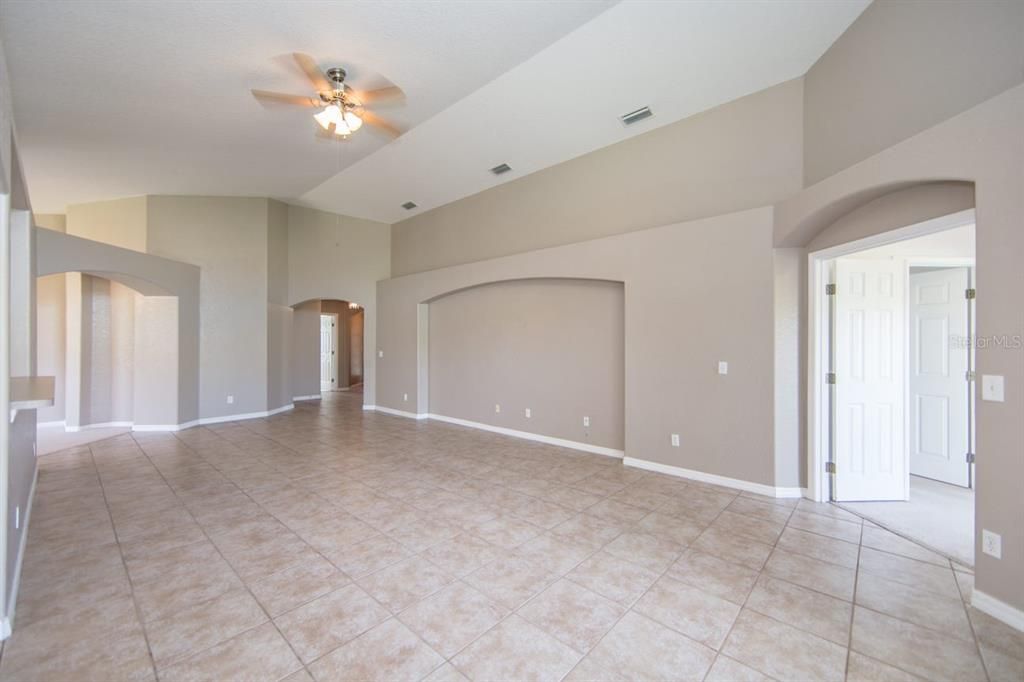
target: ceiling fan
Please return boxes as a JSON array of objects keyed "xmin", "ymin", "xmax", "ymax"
[{"xmin": 251, "ymin": 53, "xmax": 404, "ymax": 139}]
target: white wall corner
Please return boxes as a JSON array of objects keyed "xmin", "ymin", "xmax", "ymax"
[{"xmin": 972, "ymin": 589, "xmax": 1024, "ymax": 633}]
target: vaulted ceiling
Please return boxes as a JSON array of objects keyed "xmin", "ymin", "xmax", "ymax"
[{"xmin": 1, "ymin": 0, "xmax": 869, "ymax": 221}]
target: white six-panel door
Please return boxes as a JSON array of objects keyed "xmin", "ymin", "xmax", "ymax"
[
  {"xmin": 834, "ymin": 259, "xmax": 907, "ymax": 501},
  {"xmin": 909, "ymin": 267, "xmax": 970, "ymax": 487},
  {"xmin": 320, "ymin": 315, "xmax": 335, "ymax": 392}
]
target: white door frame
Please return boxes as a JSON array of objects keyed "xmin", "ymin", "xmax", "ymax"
[
  {"xmin": 807, "ymin": 209, "xmax": 976, "ymax": 502},
  {"xmin": 320, "ymin": 313, "xmax": 339, "ymax": 391}
]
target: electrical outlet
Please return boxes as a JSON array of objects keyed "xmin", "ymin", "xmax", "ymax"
[
  {"xmin": 495, "ymin": 404, "xmax": 501, "ymax": 414},
  {"xmin": 583, "ymin": 416, "xmax": 590, "ymax": 427},
  {"xmin": 226, "ymin": 395, "xmax": 234, "ymax": 405},
  {"xmin": 982, "ymin": 375, "xmax": 1005, "ymax": 402},
  {"xmin": 671, "ymin": 434, "xmax": 680, "ymax": 447},
  {"xmin": 403, "ymin": 393, "xmax": 408, "ymax": 402},
  {"xmin": 378, "ymin": 350, "xmax": 384, "ymax": 358},
  {"xmin": 718, "ymin": 361, "xmax": 729, "ymax": 375},
  {"xmin": 525, "ymin": 408, "xmax": 531, "ymax": 418},
  {"xmin": 982, "ymin": 529, "xmax": 1002, "ymax": 559}
]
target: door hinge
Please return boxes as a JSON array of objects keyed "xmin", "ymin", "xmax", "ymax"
[
  {"xmin": 825, "ymin": 283, "xmax": 836, "ymax": 295},
  {"xmin": 966, "ymin": 452, "xmax": 976, "ymax": 464},
  {"xmin": 825, "ymin": 461, "xmax": 836, "ymax": 474},
  {"xmin": 826, "ymin": 372, "xmax": 836, "ymax": 385},
  {"xmin": 966, "ymin": 370, "xmax": 976, "ymax": 382},
  {"xmin": 965, "ymin": 288, "xmax": 976, "ymax": 300}
]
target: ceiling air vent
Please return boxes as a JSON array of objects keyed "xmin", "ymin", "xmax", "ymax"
[
  {"xmin": 620, "ymin": 106, "xmax": 653, "ymax": 126},
  {"xmin": 490, "ymin": 163, "xmax": 512, "ymax": 175},
  {"xmin": 401, "ymin": 201, "xmax": 417, "ymax": 210}
]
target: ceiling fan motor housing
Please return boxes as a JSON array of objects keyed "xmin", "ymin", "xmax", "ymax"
[{"xmin": 326, "ymin": 67, "xmax": 347, "ymax": 88}]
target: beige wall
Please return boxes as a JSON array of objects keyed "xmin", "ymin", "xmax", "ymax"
[
  {"xmin": 379, "ymin": 208, "xmax": 778, "ymax": 485},
  {"xmin": 267, "ymin": 199, "xmax": 291, "ymax": 411},
  {"xmin": 428, "ymin": 279, "xmax": 624, "ymax": 449},
  {"xmin": 391, "ymin": 78, "xmax": 803, "ymax": 276},
  {"xmin": 67, "ymin": 196, "xmax": 147, "ymax": 251},
  {"xmin": 287, "ymin": 204, "xmax": 390, "ymax": 405},
  {"xmin": 803, "ymin": 0, "xmax": 1024, "ymax": 184},
  {"xmin": 290, "ymin": 300, "xmax": 321, "ymax": 399},
  {"xmin": 147, "ymin": 196, "xmax": 270, "ymax": 419},
  {"xmin": 79, "ymin": 276, "xmax": 135, "ymax": 425}
]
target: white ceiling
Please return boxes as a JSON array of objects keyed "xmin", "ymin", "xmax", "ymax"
[
  {"xmin": 0, "ymin": 0, "xmax": 614, "ymax": 213},
  {"xmin": 1, "ymin": 0, "xmax": 869, "ymax": 221}
]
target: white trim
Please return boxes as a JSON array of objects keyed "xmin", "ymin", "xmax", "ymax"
[
  {"xmin": 624, "ymin": 456, "xmax": 801, "ymax": 498},
  {"xmin": 292, "ymin": 394, "xmax": 322, "ymax": 401},
  {"xmin": 362, "ymin": 404, "xmax": 376, "ymax": 411},
  {"xmin": 65, "ymin": 421, "xmax": 133, "ymax": 432},
  {"xmin": 427, "ymin": 413, "xmax": 624, "ymax": 458},
  {"xmin": 374, "ymin": 405, "xmax": 428, "ymax": 420},
  {"xmin": 132, "ymin": 423, "xmax": 186, "ymax": 432},
  {"xmin": 37, "ymin": 419, "xmax": 66, "ymax": 428},
  {"xmin": 198, "ymin": 403, "xmax": 295, "ymax": 425},
  {"xmin": 807, "ymin": 208, "xmax": 976, "ymax": 503},
  {"xmin": 972, "ymin": 589, "xmax": 1024, "ymax": 633},
  {"xmin": 2, "ymin": 464, "xmax": 38, "ymax": 641}
]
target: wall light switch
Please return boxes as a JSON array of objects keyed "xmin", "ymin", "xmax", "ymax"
[
  {"xmin": 226, "ymin": 395, "xmax": 234, "ymax": 405},
  {"xmin": 525, "ymin": 408, "xmax": 531, "ymax": 418},
  {"xmin": 982, "ymin": 529, "xmax": 1002, "ymax": 559},
  {"xmin": 583, "ymin": 416, "xmax": 590, "ymax": 427},
  {"xmin": 671, "ymin": 434, "xmax": 680, "ymax": 447},
  {"xmin": 378, "ymin": 350, "xmax": 384, "ymax": 358},
  {"xmin": 495, "ymin": 404, "xmax": 501, "ymax": 414},
  {"xmin": 982, "ymin": 375, "xmax": 1005, "ymax": 402},
  {"xmin": 718, "ymin": 361, "xmax": 728, "ymax": 375},
  {"xmin": 403, "ymin": 393, "xmax": 408, "ymax": 402}
]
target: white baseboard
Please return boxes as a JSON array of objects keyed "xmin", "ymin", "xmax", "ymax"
[
  {"xmin": 65, "ymin": 421, "xmax": 133, "ymax": 432},
  {"xmin": 972, "ymin": 589, "xmax": 1024, "ymax": 632},
  {"xmin": 198, "ymin": 403, "xmax": 294, "ymax": 426},
  {"xmin": 374, "ymin": 406, "xmax": 428, "ymax": 420},
  {"xmin": 2, "ymin": 464, "xmax": 38, "ymax": 640},
  {"xmin": 37, "ymin": 420, "xmax": 66, "ymax": 429},
  {"xmin": 425, "ymin": 413, "xmax": 624, "ymax": 458},
  {"xmin": 292, "ymin": 394, "xmax": 321, "ymax": 401},
  {"xmin": 132, "ymin": 423, "xmax": 188, "ymax": 432},
  {"xmin": 624, "ymin": 456, "xmax": 799, "ymax": 498},
  {"xmin": 362, "ymin": 404, "xmax": 376, "ymax": 411}
]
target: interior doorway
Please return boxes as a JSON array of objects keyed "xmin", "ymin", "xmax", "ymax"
[
  {"xmin": 809, "ymin": 209, "xmax": 976, "ymax": 565},
  {"xmin": 320, "ymin": 313, "xmax": 338, "ymax": 392},
  {"xmin": 315, "ymin": 300, "xmax": 363, "ymax": 393}
]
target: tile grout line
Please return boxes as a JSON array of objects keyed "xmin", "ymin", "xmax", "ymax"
[
  {"xmin": 130, "ymin": 430, "xmax": 313, "ymax": 680},
  {"xmin": 843, "ymin": 518, "xmax": 864, "ymax": 681},
  {"xmin": 86, "ymin": 439, "xmax": 162, "ymax": 682}
]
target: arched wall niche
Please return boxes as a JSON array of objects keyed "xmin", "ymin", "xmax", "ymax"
[{"xmin": 422, "ymin": 277, "xmax": 626, "ymax": 451}]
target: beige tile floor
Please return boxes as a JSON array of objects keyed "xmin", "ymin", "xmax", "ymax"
[{"xmin": 1, "ymin": 392, "xmax": 1021, "ymax": 681}]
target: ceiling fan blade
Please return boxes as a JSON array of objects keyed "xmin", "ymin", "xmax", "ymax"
[
  {"xmin": 293, "ymin": 53, "xmax": 332, "ymax": 93},
  {"xmin": 251, "ymin": 89, "xmax": 319, "ymax": 108},
  {"xmin": 350, "ymin": 85, "xmax": 404, "ymax": 106},
  {"xmin": 360, "ymin": 110, "xmax": 402, "ymax": 138}
]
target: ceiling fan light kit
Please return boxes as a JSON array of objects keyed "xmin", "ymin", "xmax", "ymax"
[{"xmin": 251, "ymin": 54, "xmax": 404, "ymax": 140}]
